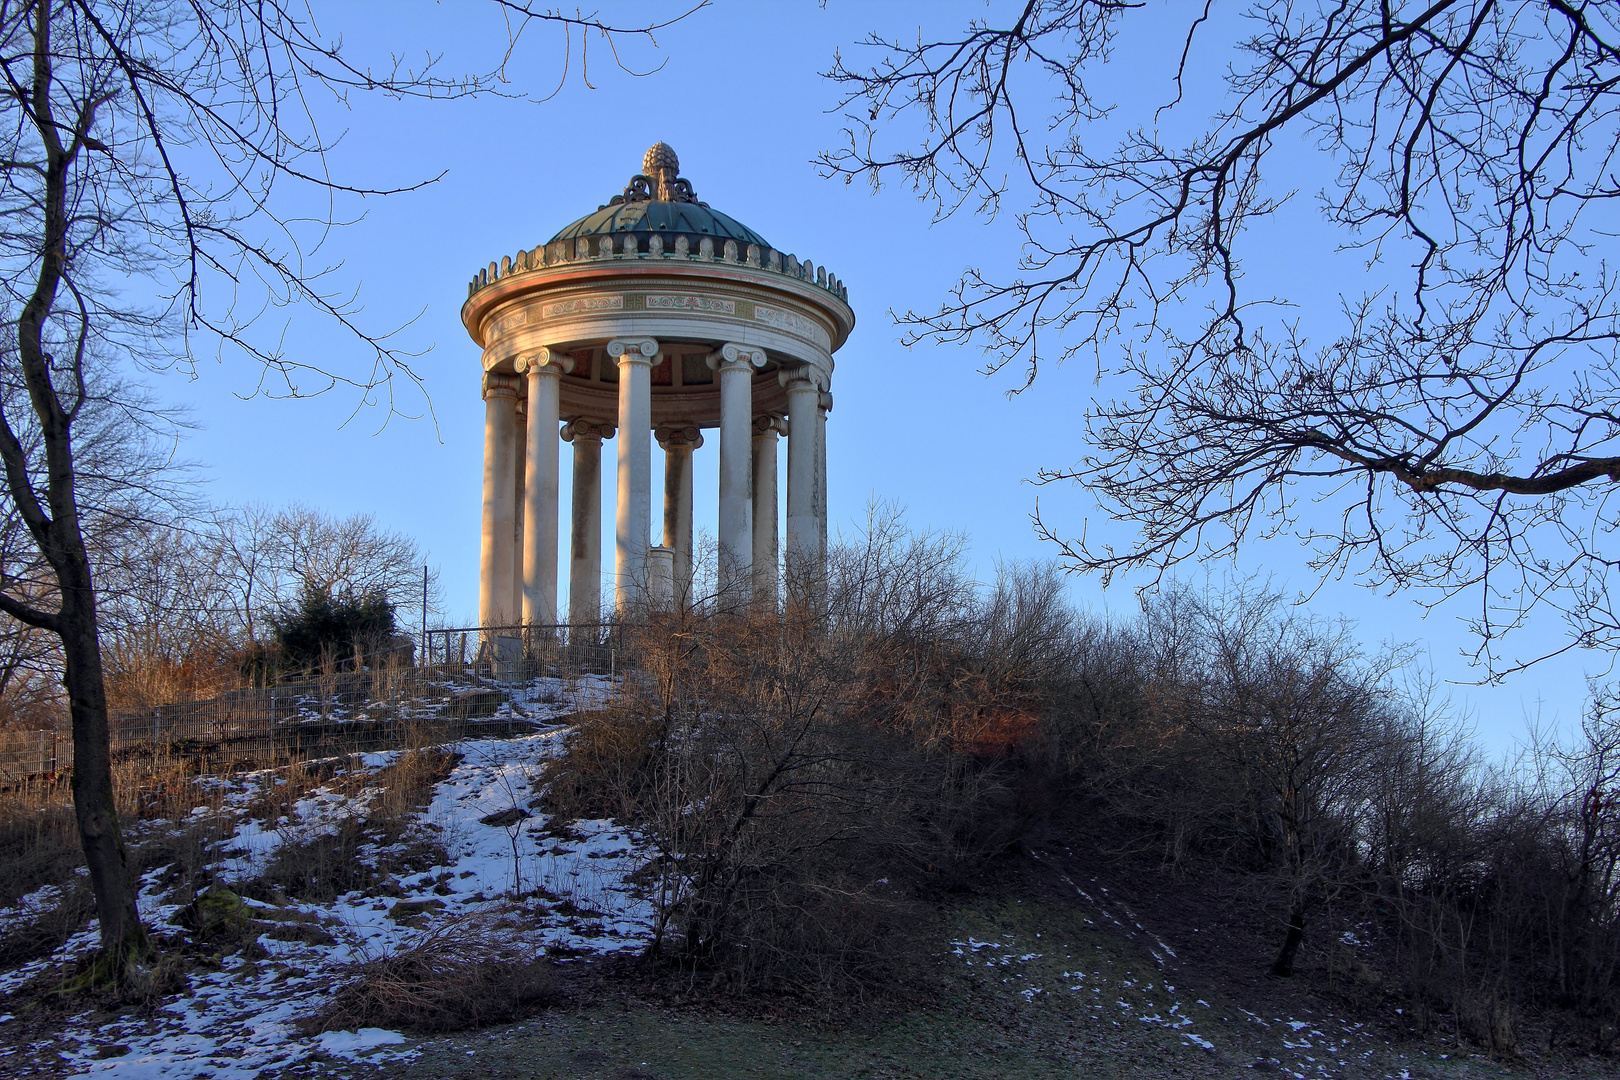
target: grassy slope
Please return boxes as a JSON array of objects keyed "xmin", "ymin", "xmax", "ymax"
[{"xmin": 325, "ymin": 893, "xmax": 1577, "ymax": 1080}]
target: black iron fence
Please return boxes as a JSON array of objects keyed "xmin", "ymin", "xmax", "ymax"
[{"xmin": 421, "ymin": 622, "xmax": 625, "ymax": 681}]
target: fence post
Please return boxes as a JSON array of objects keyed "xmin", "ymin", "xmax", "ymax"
[{"xmin": 38, "ymin": 728, "xmax": 46, "ymax": 775}]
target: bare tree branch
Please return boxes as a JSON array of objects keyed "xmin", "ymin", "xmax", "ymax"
[{"xmin": 830, "ymin": 0, "xmax": 1620, "ymax": 674}]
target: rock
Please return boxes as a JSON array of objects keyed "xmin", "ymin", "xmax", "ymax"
[
  {"xmin": 178, "ymin": 885, "xmax": 255, "ymax": 948},
  {"xmin": 480, "ymin": 807, "xmax": 529, "ymax": 827},
  {"xmin": 388, "ymin": 898, "xmax": 446, "ymax": 928}
]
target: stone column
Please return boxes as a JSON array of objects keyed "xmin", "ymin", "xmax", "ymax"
[
  {"xmin": 817, "ymin": 387, "xmax": 831, "ymax": 568},
  {"xmin": 607, "ymin": 337, "xmax": 660, "ymax": 612},
  {"xmin": 656, "ymin": 425, "xmax": 702, "ymax": 607},
  {"xmin": 782, "ymin": 368, "xmax": 823, "ymax": 590},
  {"xmin": 512, "ymin": 396, "xmax": 526, "ymax": 626},
  {"xmin": 648, "ymin": 546, "xmax": 675, "ymax": 610},
  {"xmin": 714, "ymin": 343, "xmax": 765, "ymax": 604},
  {"xmin": 517, "ymin": 349, "xmax": 570, "ymax": 627},
  {"xmin": 478, "ymin": 372, "xmax": 521, "ymax": 629},
  {"xmin": 562, "ymin": 420, "xmax": 613, "ymax": 625},
  {"xmin": 752, "ymin": 415, "xmax": 781, "ymax": 609}
]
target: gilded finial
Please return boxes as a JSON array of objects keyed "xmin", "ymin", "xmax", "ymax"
[
  {"xmin": 643, "ymin": 142, "xmax": 679, "ymax": 179},
  {"xmin": 614, "ymin": 141, "xmax": 699, "ymax": 205}
]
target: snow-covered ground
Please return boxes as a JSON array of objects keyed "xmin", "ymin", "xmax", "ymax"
[{"xmin": 0, "ymin": 674, "xmax": 654, "ymax": 1080}]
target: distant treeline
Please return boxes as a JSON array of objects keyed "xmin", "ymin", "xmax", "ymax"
[{"xmin": 0, "ymin": 503, "xmax": 437, "ymax": 726}]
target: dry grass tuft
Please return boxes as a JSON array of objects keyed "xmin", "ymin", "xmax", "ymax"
[
  {"xmin": 305, "ymin": 921, "xmax": 559, "ymax": 1033},
  {"xmin": 241, "ymin": 747, "xmax": 458, "ymax": 904},
  {"xmin": 0, "ymin": 876, "xmax": 94, "ymax": 968}
]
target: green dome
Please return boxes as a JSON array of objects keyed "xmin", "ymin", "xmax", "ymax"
[
  {"xmin": 549, "ymin": 199, "xmax": 770, "ymax": 249},
  {"xmin": 549, "ymin": 142, "xmax": 771, "ymax": 250}
]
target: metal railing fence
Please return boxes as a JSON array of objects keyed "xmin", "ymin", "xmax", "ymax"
[{"xmin": 421, "ymin": 622, "xmax": 623, "ymax": 681}]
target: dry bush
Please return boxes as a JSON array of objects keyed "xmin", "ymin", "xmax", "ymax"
[
  {"xmin": 1024, "ymin": 574, "xmax": 1620, "ymax": 1051},
  {"xmin": 547, "ymin": 613, "xmax": 959, "ymax": 994},
  {"xmin": 591, "ymin": 607, "xmax": 949, "ymax": 994},
  {"xmin": 554, "ymin": 507, "xmax": 1620, "ymax": 1041},
  {"xmin": 548, "ymin": 513, "xmax": 1070, "ymax": 995},
  {"xmin": 306, "ymin": 921, "xmax": 558, "ymax": 1033}
]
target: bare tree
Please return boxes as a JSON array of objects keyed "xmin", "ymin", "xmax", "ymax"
[
  {"xmin": 0, "ymin": 0, "xmax": 700, "ymax": 981},
  {"xmin": 824, "ymin": 1, "xmax": 1620, "ymax": 673},
  {"xmin": 93, "ymin": 502, "xmax": 442, "ymax": 702},
  {"xmin": 1173, "ymin": 586, "xmax": 1396, "ymax": 975},
  {"xmin": 255, "ymin": 504, "xmax": 431, "ymax": 616}
]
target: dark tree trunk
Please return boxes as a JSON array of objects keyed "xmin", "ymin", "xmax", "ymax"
[
  {"xmin": 1271, "ymin": 903, "xmax": 1306, "ymax": 977},
  {"xmin": 60, "ymin": 564, "xmax": 145, "ymax": 964}
]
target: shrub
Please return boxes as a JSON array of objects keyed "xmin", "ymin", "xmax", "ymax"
[
  {"xmin": 271, "ymin": 587, "xmax": 397, "ymax": 675},
  {"xmin": 306, "ymin": 922, "xmax": 558, "ymax": 1033}
]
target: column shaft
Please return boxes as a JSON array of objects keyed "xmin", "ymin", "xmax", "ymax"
[
  {"xmin": 658, "ymin": 426, "xmax": 701, "ymax": 607},
  {"xmin": 784, "ymin": 373, "xmax": 820, "ymax": 588},
  {"xmin": 609, "ymin": 338, "xmax": 659, "ymax": 612},
  {"xmin": 565, "ymin": 422, "xmax": 610, "ymax": 625},
  {"xmin": 478, "ymin": 375, "xmax": 520, "ymax": 628},
  {"xmin": 716, "ymin": 344, "xmax": 762, "ymax": 602},
  {"xmin": 512, "ymin": 399, "xmax": 525, "ymax": 626},
  {"xmin": 752, "ymin": 417, "xmax": 780, "ymax": 608},
  {"xmin": 521, "ymin": 355, "xmax": 564, "ymax": 626},
  {"xmin": 816, "ymin": 389, "xmax": 830, "ymax": 570}
]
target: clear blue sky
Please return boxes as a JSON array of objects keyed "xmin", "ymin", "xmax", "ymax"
[{"xmin": 157, "ymin": 0, "xmax": 1596, "ymax": 756}]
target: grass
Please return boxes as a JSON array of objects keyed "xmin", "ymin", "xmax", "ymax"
[
  {"xmin": 335, "ymin": 897, "xmax": 1573, "ymax": 1080},
  {"xmin": 369, "ymin": 900, "xmax": 1227, "ymax": 1080},
  {"xmin": 391, "ymin": 1006, "xmax": 1096, "ymax": 1080}
]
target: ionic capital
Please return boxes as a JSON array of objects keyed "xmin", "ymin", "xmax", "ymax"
[
  {"xmin": 777, "ymin": 364, "xmax": 827, "ymax": 393},
  {"xmin": 482, "ymin": 372, "xmax": 521, "ymax": 400},
  {"xmin": 514, "ymin": 347, "xmax": 574, "ymax": 377},
  {"xmin": 819, "ymin": 391, "xmax": 834, "ymax": 413},
  {"xmin": 655, "ymin": 424, "xmax": 704, "ymax": 450},
  {"xmin": 606, "ymin": 337, "xmax": 664, "ymax": 366},
  {"xmin": 560, "ymin": 419, "xmax": 614, "ymax": 443},
  {"xmin": 753, "ymin": 415, "xmax": 786, "ymax": 437},
  {"xmin": 710, "ymin": 342, "xmax": 766, "ymax": 372}
]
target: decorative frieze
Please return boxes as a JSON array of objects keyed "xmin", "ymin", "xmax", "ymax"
[
  {"xmin": 644, "ymin": 294, "xmax": 736, "ymax": 314},
  {"xmin": 541, "ymin": 295, "xmax": 624, "ymax": 319},
  {"xmin": 753, "ymin": 303, "xmax": 828, "ymax": 348}
]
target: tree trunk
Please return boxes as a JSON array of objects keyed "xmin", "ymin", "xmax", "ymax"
[
  {"xmin": 60, "ymin": 562, "xmax": 146, "ymax": 967},
  {"xmin": 1271, "ymin": 902, "xmax": 1306, "ymax": 977}
]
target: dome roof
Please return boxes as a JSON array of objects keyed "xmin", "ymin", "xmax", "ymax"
[{"xmin": 547, "ymin": 143, "xmax": 771, "ymax": 250}]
